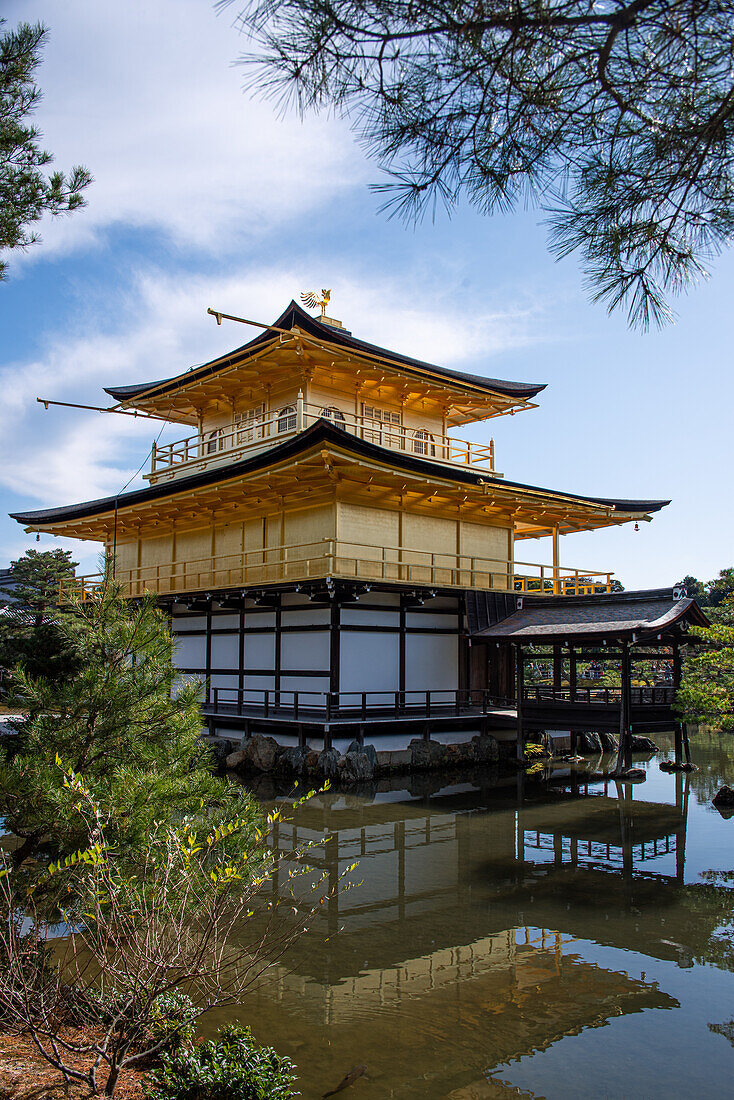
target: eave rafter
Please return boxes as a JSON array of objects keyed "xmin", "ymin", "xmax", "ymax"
[{"xmin": 114, "ymin": 314, "xmax": 540, "ymax": 428}]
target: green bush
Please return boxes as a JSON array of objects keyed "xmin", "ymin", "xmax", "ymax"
[
  {"xmin": 143, "ymin": 1025, "xmax": 299, "ymax": 1100},
  {"xmin": 147, "ymin": 991, "xmax": 197, "ymax": 1054}
]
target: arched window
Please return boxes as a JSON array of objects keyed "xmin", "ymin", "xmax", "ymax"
[
  {"xmin": 413, "ymin": 429, "xmax": 435, "ymax": 457},
  {"xmin": 278, "ymin": 405, "xmax": 297, "ymax": 433},
  {"xmin": 206, "ymin": 429, "xmax": 225, "ymax": 455},
  {"xmin": 320, "ymin": 406, "xmax": 346, "ymax": 429}
]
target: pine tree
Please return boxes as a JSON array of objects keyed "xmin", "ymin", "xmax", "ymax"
[
  {"xmin": 1, "ymin": 20, "xmax": 91, "ymax": 279},
  {"xmin": 0, "ymin": 549, "xmax": 79, "ymax": 686},
  {"xmin": 234, "ymin": 0, "xmax": 734, "ymax": 327},
  {"xmin": 0, "ymin": 577, "xmax": 258, "ymax": 881}
]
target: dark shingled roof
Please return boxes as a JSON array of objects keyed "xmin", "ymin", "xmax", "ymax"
[
  {"xmin": 470, "ymin": 588, "xmax": 709, "ymax": 642},
  {"xmin": 9, "ymin": 420, "xmax": 671, "ymax": 527},
  {"xmin": 104, "ymin": 300, "xmax": 547, "ymax": 404}
]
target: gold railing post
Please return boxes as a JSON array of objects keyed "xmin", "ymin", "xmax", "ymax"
[{"xmin": 296, "ymin": 391, "xmax": 304, "ymax": 432}]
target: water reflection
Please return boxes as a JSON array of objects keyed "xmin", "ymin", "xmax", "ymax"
[{"xmin": 227, "ymin": 749, "xmax": 734, "ymax": 1098}]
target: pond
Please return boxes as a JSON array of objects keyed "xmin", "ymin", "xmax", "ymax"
[{"xmin": 219, "ymin": 730, "xmax": 734, "ymax": 1099}]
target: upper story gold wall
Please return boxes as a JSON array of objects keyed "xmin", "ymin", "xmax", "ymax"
[{"xmin": 111, "ymin": 488, "xmax": 514, "ymax": 597}]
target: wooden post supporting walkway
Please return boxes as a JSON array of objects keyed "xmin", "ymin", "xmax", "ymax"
[
  {"xmin": 515, "ymin": 642, "xmax": 525, "ymax": 762},
  {"xmin": 614, "ymin": 640, "xmax": 633, "ymax": 775}
]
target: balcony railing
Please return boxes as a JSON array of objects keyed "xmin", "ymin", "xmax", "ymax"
[
  {"xmin": 207, "ymin": 687, "xmax": 509, "ymax": 721},
  {"xmin": 146, "ymin": 399, "xmax": 497, "ymax": 483},
  {"xmin": 523, "ymin": 685, "xmax": 676, "ymax": 706},
  {"xmin": 59, "ymin": 539, "xmax": 612, "ymax": 600}
]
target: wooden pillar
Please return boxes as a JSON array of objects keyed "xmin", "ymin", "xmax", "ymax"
[
  {"xmin": 515, "ymin": 642, "xmax": 525, "ymax": 762},
  {"xmin": 615, "ymin": 640, "xmax": 632, "ymax": 773},
  {"xmin": 623, "ymin": 641, "xmax": 633, "ymax": 770},
  {"xmin": 552, "ymin": 525, "xmax": 560, "ymax": 594},
  {"xmin": 672, "ymin": 640, "xmax": 692, "ymax": 764},
  {"xmin": 569, "ymin": 648, "xmax": 578, "ymax": 755},
  {"xmin": 553, "ymin": 644, "xmax": 563, "ymax": 693}
]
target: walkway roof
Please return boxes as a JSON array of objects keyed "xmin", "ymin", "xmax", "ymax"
[{"xmin": 469, "ymin": 588, "xmax": 709, "ymax": 644}]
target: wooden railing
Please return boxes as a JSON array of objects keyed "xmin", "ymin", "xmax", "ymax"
[
  {"xmin": 59, "ymin": 540, "xmax": 613, "ymax": 600},
  {"xmin": 523, "ymin": 685, "xmax": 676, "ymax": 706},
  {"xmin": 208, "ymin": 687, "xmax": 510, "ymax": 720},
  {"xmin": 146, "ymin": 399, "xmax": 497, "ymax": 482}
]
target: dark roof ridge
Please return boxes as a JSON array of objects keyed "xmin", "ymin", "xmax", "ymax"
[
  {"xmin": 518, "ymin": 587, "xmax": 683, "ymax": 607},
  {"xmin": 104, "ymin": 299, "xmax": 547, "ymax": 404},
  {"xmin": 10, "ymin": 419, "xmax": 670, "ymax": 526}
]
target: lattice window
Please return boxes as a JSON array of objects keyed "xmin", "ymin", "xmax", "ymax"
[
  {"xmin": 278, "ymin": 405, "xmax": 297, "ymax": 433},
  {"xmin": 234, "ymin": 404, "xmax": 265, "ymax": 444},
  {"xmin": 362, "ymin": 403, "xmax": 401, "ymax": 425},
  {"xmin": 413, "ymin": 429, "xmax": 436, "ymax": 457},
  {"xmin": 320, "ymin": 406, "xmax": 347, "ymax": 429},
  {"xmin": 206, "ymin": 428, "xmax": 225, "ymax": 455}
]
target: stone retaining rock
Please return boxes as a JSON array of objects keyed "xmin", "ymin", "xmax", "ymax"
[
  {"xmin": 225, "ymin": 747, "xmax": 248, "ymax": 770},
  {"xmin": 341, "ymin": 750, "xmax": 374, "ymax": 782},
  {"xmin": 631, "ymin": 735, "xmax": 658, "ymax": 753},
  {"xmin": 409, "ymin": 738, "xmax": 447, "ymax": 769},
  {"xmin": 318, "ymin": 747, "xmax": 341, "ymax": 778},
  {"xmin": 276, "ymin": 745, "xmax": 311, "ymax": 775},
  {"xmin": 445, "ymin": 741, "xmax": 474, "ymax": 764},
  {"xmin": 598, "ymin": 732, "xmax": 619, "ymax": 752},
  {"xmin": 713, "ymin": 785, "xmax": 734, "ymax": 809},
  {"xmin": 225, "ymin": 733, "xmax": 279, "ymax": 772},
  {"xmin": 472, "ymin": 734, "xmax": 500, "ymax": 762},
  {"xmin": 376, "ymin": 749, "xmax": 412, "ymax": 772}
]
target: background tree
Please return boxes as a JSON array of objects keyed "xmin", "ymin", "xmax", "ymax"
[
  {"xmin": 676, "ymin": 611, "xmax": 734, "ymax": 732},
  {"xmin": 705, "ymin": 568, "xmax": 734, "ymax": 610},
  {"xmin": 1, "ymin": 20, "xmax": 91, "ymax": 279},
  {"xmin": 677, "ymin": 574, "xmax": 708, "ymax": 606},
  {"xmin": 1, "ymin": 547, "xmax": 78, "ymax": 624},
  {"xmin": 231, "ymin": 0, "xmax": 734, "ymax": 327},
  {"xmin": 0, "ymin": 548, "xmax": 79, "ymax": 686}
]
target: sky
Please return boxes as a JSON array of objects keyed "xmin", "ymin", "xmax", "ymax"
[{"xmin": 1, "ymin": 0, "xmax": 732, "ymax": 589}]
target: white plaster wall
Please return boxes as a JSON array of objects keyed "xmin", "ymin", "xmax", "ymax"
[
  {"xmin": 405, "ymin": 612, "xmax": 458, "ymax": 629},
  {"xmin": 279, "ymin": 675, "xmax": 330, "ymax": 696},
  {"xmin": 172, "ymin": 615, "xmax": 207, "ymax": 631},
  {"xmin": 281, "ymin": 608, "xmax": 331, "ymax": 627},
  {"xmin": 405, "ymin": 634, "xmax": 459, "ymax": 692},
  {"xmin": 281, "ymin": 631, "xmax": 330, "ymax": 671},
  {"xmin": 210, "ymin": 634, "xmax": 239, "ymax": 669},
  {"xmin": 243, "ymin": 610, "xmax": 276, "ymax": 629},
  {"xmin": 242, "ymin": 675, "xmax": 276, "ymax": 696},
  {"xmin": 209, "ymin": 674, "xmax": 239, "ymax": 692},
  {"xmin": 210, "ymin": 613, "xmax": 240, "ymax": 630},
  {"xmin": 173, "ymin": 634, "xmax": 206, "ymax": 669},
  {"xmin": 340, "ymin": 632, "xmax": 399, "ymax": 694},
  {"xmin": 341, "ymin": 608, "xmax": 400, "ymax": 627},
  {"xmin": 243, "ymin": 633, "xmax": 276, "ymax": 669}
]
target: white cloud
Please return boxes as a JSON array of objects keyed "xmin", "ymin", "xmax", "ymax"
[{"xmin": 11, "ymin": 0, "xmax": 364, "ymax": 264}]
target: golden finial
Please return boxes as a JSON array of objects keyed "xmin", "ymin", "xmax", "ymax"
[{"xmin": 300, "ymin": 289, "xmax": 331, "ymax": 317}]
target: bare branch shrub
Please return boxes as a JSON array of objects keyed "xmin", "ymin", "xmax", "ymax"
[{"xmin": 0, "ymin": 763, "xmax": 352, "ymax": 1096}]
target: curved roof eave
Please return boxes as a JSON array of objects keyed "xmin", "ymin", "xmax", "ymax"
[
  {"xmin": 10, "ymin": 419, "xmax": 670, "ymax": 528},
  {"xmin": 104, "ymin": 300, "xmax": 547, "ymax": 404}
]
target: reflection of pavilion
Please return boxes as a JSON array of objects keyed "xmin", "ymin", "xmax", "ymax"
[
  {"xmin": 516, "ymin": 770, "xmax": 691, "ymax": 884},
  {"xmin": 239, "ymin": 772, "xmax": 704, "ymax": 1098}
]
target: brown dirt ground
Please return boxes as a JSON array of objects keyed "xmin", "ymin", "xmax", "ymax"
[{"xmin": 0, "ymin": 1031, "xmax": 147, "ymax": 1099}]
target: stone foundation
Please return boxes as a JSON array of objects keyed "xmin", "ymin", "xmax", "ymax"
[{"xmin": 214, "ymin": 732, "xmax": 502, "ymax": 784}]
